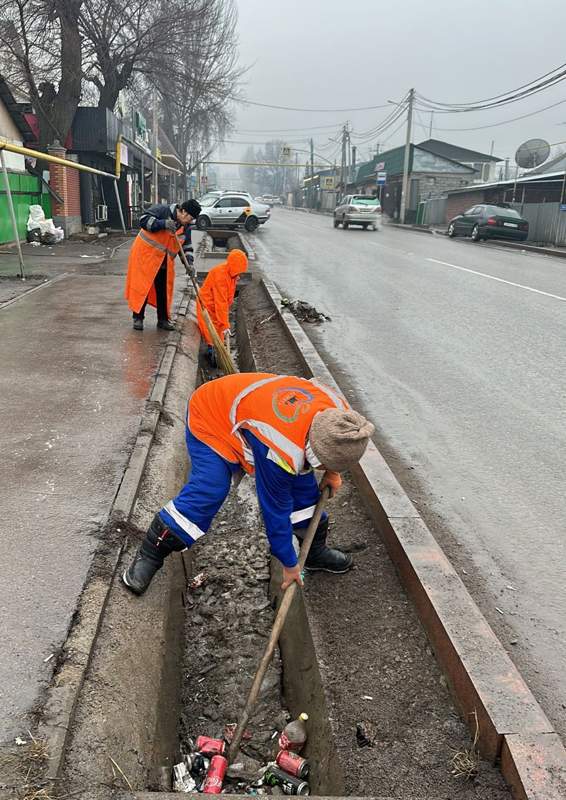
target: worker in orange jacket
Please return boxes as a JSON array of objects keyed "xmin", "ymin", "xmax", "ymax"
[
  {"xmin": 197, "ymin": 249, "xmax": 248, "ymax": 359},
  {"xmin": 125, "ymin": 199, "xmax": 201, "ymax": 331},
  {"xmin": 122, "ymin": 372, "xmax": 374, "ymax": 596}
]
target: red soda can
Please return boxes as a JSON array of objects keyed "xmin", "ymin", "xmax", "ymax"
[
  {"xmin": 202, "ymin": 755, "xmax": 228, "ymax": 794},
  {"xmin": 276, "ymin": 749, "xmax": 310, "ymax": 778},
  {"xmin": 196, "ymin": 736, "xmax": 227, "ymax": 756}
]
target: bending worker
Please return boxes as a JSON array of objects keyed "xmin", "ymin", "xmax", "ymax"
[
  {"xmin": 125, "ymin": 199, "xmax": 201, "ymax": 331},
  {"xmin": 197, "ymin": 249, "xmax": 248, "ymax": 361},
  {"xmin": 122, "ymin": 372, "xmax": 374, "ymax": 596}
]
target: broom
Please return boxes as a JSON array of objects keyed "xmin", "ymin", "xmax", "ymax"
[{"xmin": 175, "ymin": 233, "xmax": 237, "ymax": 375}]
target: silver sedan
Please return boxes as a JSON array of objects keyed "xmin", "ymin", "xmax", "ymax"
[{"xmin": 334, "ymin": 195, "xmax": 381, "ymax": 231}]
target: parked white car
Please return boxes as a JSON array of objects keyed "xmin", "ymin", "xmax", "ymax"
[
  {"xmin": 334, "ymin": 195, "xmax": 381, "ymax": 231},
  {"xmin": 196, "ymin": 193, "xmax": 270, "ymax": 232}
]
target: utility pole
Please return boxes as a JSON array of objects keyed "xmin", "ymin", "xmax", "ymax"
[
  {"xmin": 351, "ymin": 145, "xmax": 357, "ymax": 185},
  {"xmin": 400, "ymin": 88, "xmax": 414, "ymax": 225},
  {"xmin": 340, "ymin": 124, "xmax": 348, "ymax": 198},
  {"xmin": 429, "ymin": 111, "xmax": 434, "ymax": 138},
  {"xmin": 152, "ymin": 87, "xmax": 159, "ymax": 203},
  {"xmin": 310, "ymin": 137, "xmax": 315, "ymax": 209}
]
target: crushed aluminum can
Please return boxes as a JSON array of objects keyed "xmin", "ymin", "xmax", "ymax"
[
  {"xmin": 173, "ymin": 762, "xmax": 197, "ymax": 793},
  {"xmin": 224, "ymin": 722, "xmax": 252, "ymax": 743},
  {"xmin": 276, "ymin": 750, "xmax": 309, "ymax": 779},
  {"xmin": 196, "ymin": 735, "xmax": 226, "ymax": 756},
  {"xmin": 189, "ymin": 572, "xmax": 207, "ymax": 590}
]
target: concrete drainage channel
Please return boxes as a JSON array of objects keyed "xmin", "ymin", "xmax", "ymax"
[{"xmin": 5, "ymin": 271, "xmax": 565, "ymax": 799}]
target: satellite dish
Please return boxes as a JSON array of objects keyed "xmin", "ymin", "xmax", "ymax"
[{"xmin": 515, "ymin": 138, "xmax": 550, "ymax": 169}]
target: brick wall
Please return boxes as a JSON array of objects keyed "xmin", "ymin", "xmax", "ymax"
[
  {"xmin": 445, "ymin": 189, "xmax": 486, "ymax": 224},
  {"xmin": 47, "ymin": 144, "xmax": 82, "ymax": 235}
]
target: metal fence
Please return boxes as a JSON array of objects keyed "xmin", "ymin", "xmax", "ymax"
[
  {"xmin": 420, "ymin": 196, "xmax": 447, "ymax": 225},
  {"xmin": 419, "ymin": 196, "xmax": 566, "ymax": 245},
  {"xmin": 511, "ymin": 202, "xmax": 566, "ymax": 245}
]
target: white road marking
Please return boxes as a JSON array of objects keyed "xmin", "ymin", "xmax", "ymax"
[{"xmin": 426, "ymin": 258, "xmax": 566, "ymax": 303}]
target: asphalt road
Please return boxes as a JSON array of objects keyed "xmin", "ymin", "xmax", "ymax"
[{"xmin": 252, "ymin": 209, "xmax": 566, "ymax": 738}]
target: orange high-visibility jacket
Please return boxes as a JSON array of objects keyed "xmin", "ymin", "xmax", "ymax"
[
  {"xmin": 197, "ymin": 249, "xmax": 248, "ymax": 344},
  {"xmin": 188, "ymin": 372, "xmax": 347, "ymax": 474},
  {"xmin": 124, "ymin": 227, "xmax": 181, "ymax": 316}
]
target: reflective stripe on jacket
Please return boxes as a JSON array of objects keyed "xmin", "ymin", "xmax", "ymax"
[
  {"xmin": 124, "ymin": 226, "xmax": 180, "ymax": 315},
  {"xmin": 188, "ymin": 372, "xmax": 347, "ymax": 474}
]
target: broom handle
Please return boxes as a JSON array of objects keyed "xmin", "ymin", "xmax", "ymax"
[
  {"xmin": 174, "ymin": 231, "xmax": 232, "ymax": 354},
  {"xmin": 227, "ymin": 487, "xmax": 330, "ymax": 764},
  {"xmin": 174, "ymin": 232, "xmax": 205, "ymax": 306}
]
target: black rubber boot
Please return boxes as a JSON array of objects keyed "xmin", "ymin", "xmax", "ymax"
[
  {"xmin": 133, "ymin": 316, "xmax": 144, "ymax": 331},
  {"xmin": 297, "ymin": 518, "xmax": 353, "ymax": 574},
  {"xmin": 157, "ymin": 319, "xmax": 175, "ymax": 331},
  {"xmin": 122, "ymin": 514, "xmax": 185, "ymax": 595}
]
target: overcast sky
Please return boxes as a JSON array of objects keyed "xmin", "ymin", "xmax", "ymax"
[{"xmin": 214, "ymin": 0, "xmax": 566, "ymax": 178}]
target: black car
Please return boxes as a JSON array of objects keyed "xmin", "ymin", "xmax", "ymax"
[{"xmin": 448, "ymin": 204, "xmax": 529, "ymax": 242}]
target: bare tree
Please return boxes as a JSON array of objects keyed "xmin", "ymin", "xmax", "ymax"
[
  {"xmin": 79, "ymin": 0, "xmax": 176, "ymax": 109},
  {"xmin": 0, "ymin": 0, "xmax": 82, "ymax": 148},
  {"xmin": 157, "ymin": 0, "xmax": 244, "ymax": 179}
]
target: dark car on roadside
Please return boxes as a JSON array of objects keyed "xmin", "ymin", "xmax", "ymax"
[{"xmin": 448, "ymin": 204, "xmax": 529, "ymax": 243}]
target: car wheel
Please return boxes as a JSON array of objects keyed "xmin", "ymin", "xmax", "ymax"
[
  {"xmin": 196, "ymin": 214, "xmax": 210, "ymax": 231},
  {"xmin": 362, "ymin": 223, "xmax": 369, "ymax": 230},
  {"xmin": 244, "ymin": 215, "xmax": 259, "ymax": 232},
  {"xmin": 448, "ymin": 222, "xmax": 457, "ymax": 237},
  {"xmin": 333, "ymin": 217, "xmax": 339, "ymax": 228},
  {"xmin": 471, "ymin": 224, "xmax": 481, "ymax": 242}
]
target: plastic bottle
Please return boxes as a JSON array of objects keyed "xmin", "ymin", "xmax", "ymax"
[{"xmin": 278, "ymin": 712, "xmax": 309, "ymax": 752}]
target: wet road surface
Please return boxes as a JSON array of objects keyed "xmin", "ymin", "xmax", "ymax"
[
  {"xmin": 0, "ymin": 247, "xmax": 186, "ymax": 741},
  {"xmin": 252, "ymin": 209, "xmax": 566, "ymax": 738}
]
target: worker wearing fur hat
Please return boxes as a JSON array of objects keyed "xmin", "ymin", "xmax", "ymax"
[
  {"xmin": 125, "ymin": 199, "xmax": 201, "ymax": 331},
  {"xmin": 122, "ymin": 373, "xmax": 374, "ymax": 596}
]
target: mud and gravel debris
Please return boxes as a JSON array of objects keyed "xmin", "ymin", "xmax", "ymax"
[
  {"xmin": 179, "ymin": 480, "xmax": 292, "ymax": 794},
  {"xmin": 280, "ymin": 297, "xmax": 330, "ymax": 324}
]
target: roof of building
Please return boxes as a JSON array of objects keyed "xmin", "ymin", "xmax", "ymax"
[
  {"xmin": 0, "ymin": 76, "xmax": 35, "ymax": 142},
  {"xmin": 445, "ymin": 169, "xmax": 566, "ymax": 195},
  {"xmin": 525, "ymin": 150, "xmax": 566, "ymax": 175},
  {"xmin": 417, "ymin": 139, "xmax": 501, "ymax": 163},
  {"xmin": 355, "ymin": 144, "xmax": 476, "ymax": 183}
]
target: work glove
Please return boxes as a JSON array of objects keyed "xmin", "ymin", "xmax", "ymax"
[
  {"xmin": 320, "ymin": 470, "xmax": 342, "ymax": 498},
  {"xmin": 164, "ymin": 218, "xmax": 177, "ymax": 232}
]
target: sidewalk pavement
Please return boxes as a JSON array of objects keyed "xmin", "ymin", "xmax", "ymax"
[{"xmin": 0, "ymin": 236, "xmax": 190, "ymax": 744}]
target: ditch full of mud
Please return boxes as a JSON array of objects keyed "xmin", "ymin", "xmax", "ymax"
[{"xmin": 40, "ymin": 280, "xmax": 511, "ymax": 800}]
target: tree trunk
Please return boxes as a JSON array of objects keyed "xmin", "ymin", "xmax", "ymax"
[{"xmin": 36, "ymin": 0, "xmax": 82, "ymax": 149}]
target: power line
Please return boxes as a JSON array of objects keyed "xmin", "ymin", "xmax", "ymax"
[
  {"xmin": 350, "ymin": 94, "xmax": 410, "ymax": 140},
  {"xmin": 431, "ymin": 96, "xmax": 566, "ymax": 132},
  {"xmin": 235, "ymin": 123, "xmax": 346, "ymax": 133},
  {"xmin": 416, "ymin": 62, "xmax": 566, "ymax": 113},
  {"xmin": 234, "ymin": 97, "xmax": 393, "ymax": 113},
  {"xmin": 418, "ymin": 61, "xmax": 566, "ymax": 109}
]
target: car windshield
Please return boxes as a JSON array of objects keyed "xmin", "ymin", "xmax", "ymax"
[
  {"xmin": 486, "ymin": 205, "xmax": 521, "ymax": 218},
  {"xmin": 352, "ymin": 196, "xmax": 379, "ymax": 206}
]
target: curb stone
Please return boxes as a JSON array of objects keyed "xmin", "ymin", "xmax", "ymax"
[{"xmin": 258, "ymin": 278, "xmax": 566, "ymax": 799}]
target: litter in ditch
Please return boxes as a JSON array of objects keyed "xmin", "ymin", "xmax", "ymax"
[
  {"xmin": 280, "ymin": 297, "xmax": 331, "ymax": 324},
  {"xmin": 173, "ymin": 718, "xmax": 311, "ymax": 794}
]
